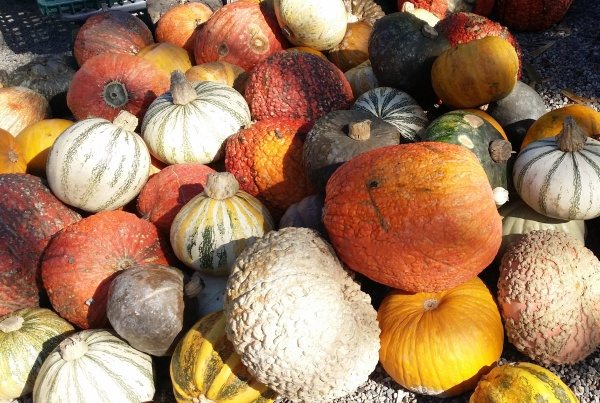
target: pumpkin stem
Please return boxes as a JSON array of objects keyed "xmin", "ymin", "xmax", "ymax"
[
  {"xmin": 0, "ymin": 315, "xmax": 24, "ymax": 332},
  {"xmin": 112, "ymin": 110, "xmax": 139, "ymax": 132},
  {"xmin": 185, "ymin": 273, "xmax": 204, "ymax": 298},
  {"xmin": 557, "ymin": 116, "xmax": 587, "ymax": 152},
  {"xmin": 493, "ymin": 187, "xmax": 509, "ymax": 207},
  {"xmin": 204, "ymin": 172, "xmax": 240, "ymax": 200},
  {"xmin": 171, "ymin": 70, "xmax": 197, "ymax": 105},
  {"xmin": 423, "ymin": 298, "xmax": 439, "ymax": 310},
  {"xmin": 348, "ymin": 120, "xmax": 372, "ymax": 141},
  {"xmin": 102, "ymin": 81, "xmax": 129, "ymax": 109},
  {"xmin": 59, "ymin": 334, "xmax": 89, "ymax": 361},
  {"xmin": 421, "ymin": 24, "xmax": 438, "ymax": 39},
  {"xmin": 489, "ymin": 139, "xmax": 513, "ymax": 163}
]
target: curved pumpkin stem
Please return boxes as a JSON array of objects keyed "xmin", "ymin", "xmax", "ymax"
[
  {"xmin": 557, "ymin": 116, "xmax": 587, "ymax": 152},
  {"xmin": 171, "ymin": 70, "xmax": 197, "ymax": 105},
  {"xmin": 59, "ymin": 334, "xmax": 89, "ymax": 361},
  {"xmin": 204, "ymin": 172, "xmax": 240, "ymax": 200},
  {"xmin": 489, "ymin": 139, "xmax": 513, "ymax": 163}
]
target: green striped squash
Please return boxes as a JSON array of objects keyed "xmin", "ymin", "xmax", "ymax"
[
  {"xmin": 0, "ymin": 308, "xmax": 74, "ymax": 399},
  {"xmin": 33, "ymin": 329, "xmax": 155, "ymax": 403},
  {"xmin": 513, "ymin": 117, "xmax": 600, "ymax": 220},
  {"xmin": 170, "ymin": 311, "xmax": 277, "ymax": 403},
  {"xmin": 470, "ymin": 362, "xmax": 578, "ymax": 403},
  {"xmin": 352, "ymin": 86, "xmax": 428, "ymax": 141},
  {"xmin": 170, "ymin": 172, "xmax": 274, "ymax": 275},
  {"xmin": 142, "ymin": 72, "xmax": 251, "ymax": 165},
  {"xmin": 46, "ymin": 110, "xmax": 151, "ymax": 213}
]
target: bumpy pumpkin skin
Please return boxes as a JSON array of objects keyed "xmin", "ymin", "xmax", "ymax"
[
  {"xmin": 244, "ymin": 51, "xmax": 354, "ymax": 123},
  {"xmin": 224, "ymin": 118, "xmax": 314, "ymax": 218},
  {"xmin": 73, "ymin": 10, "xmax": 154, "ymax": 66},
  {"xmin": 498, "ymin": 230, "xmax": 600, "ymax": 365},
  {"xmin": 495, "ymin": 0, "xmax": 574, "ymax": 32},
  {"xmin": 323, "ymin": 142, "xmax": 502, "ymax": 292}
]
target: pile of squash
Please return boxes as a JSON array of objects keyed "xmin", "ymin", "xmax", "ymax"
[{"xmin": 1, "ymin": 0, "xmax": 598, "ymax": 402}]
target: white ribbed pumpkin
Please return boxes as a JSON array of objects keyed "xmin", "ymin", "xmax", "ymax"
[
  {"xmin": 142, "ymin": 71, "xmax": 251, "ymax": 165},
  {"xmin": 352, "ymin": 87, "xmax": 428, "ymax": 141},
  {"xmin": 170, "ymin": 172, "xmax": 275, "ymax": 275},
  {"xmin": 513, "ymin": 117, "xmax": 600, "ymax": 220},
  {"xmin": 0, "ymin": 308, "xmax": 74, "ymax": 400},
  {"xmin": 273, "ymin": 0, "xmax": 348, "ymax": 50},
  {"xmin": 32, "ymin": 330, "xmax": 155, "ymax": 403},
  {"xmin": 46, "ymin": 110, "xmax": 151, "ymax": 212}
]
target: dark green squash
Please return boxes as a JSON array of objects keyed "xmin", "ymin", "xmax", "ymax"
[
  {"xmin": 303, "ymin": 109, "xmax": 401, "ymax": 191},
  {"xmin": 418, "ymin": 110, "xmax": 512, "ymax": 206}
]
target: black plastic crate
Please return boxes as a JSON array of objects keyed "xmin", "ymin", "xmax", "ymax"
[{"xmin": 37, "ymin": 0, "xmax": 147, "ymax": 20}]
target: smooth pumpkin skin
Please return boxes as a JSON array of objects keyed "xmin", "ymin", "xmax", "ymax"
[
  {"xmin": 431, "ymin": 36, "xmax": 519, "ymax": 108},
  {"xmin": 155, "ymin": 2, "xmax": 213, "ymax": 56},
  {"xmin": 137, "ymin": 43, "xmax": 193, "ymax": 75},
  {"xmin": 185, "ymin": 62, "xmax": 248, "ymax": 93},
  {"xmin": 323, "ymin": 142, "xmax": 502, "ymax": 292},
  {"xmin": 521, "ymin": 104, "xmax": 600, "ymax": 149},
  {"xmin": 470, "ymin": 362, "xmax": 578, "ymax": 402},
  {"xmin": 344, "ymin": 60, "xmax": 379, "ymax": 98},
  {"xmin": 0, "ymin": 129, "xmax": 26, "ymax": 174},
  {"xmin": 327, "ymin": 21, "xmax": 372, "ymax": 72},
  {"xmin": 0, "ymin": 87, "xmax": 50, "ymax": 136},
  {"xmin": 378, "ymin": 277, "xmax": 504, "ymax": 397},
  {"xmin": 15, "ymin": 119, "xmax": 73, "ymax": 176}
]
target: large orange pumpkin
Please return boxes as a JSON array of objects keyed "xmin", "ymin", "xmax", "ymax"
[
  {"xmin": 155, "ymin": 2, "xmax": 213, "ymax": 56},
  {"xmin": 323, "ymin": 142, "xmax": 502, "ymax": 292},
  {"xmin": 15, "ymin": 119, "xmax": 73, "ymax": 176},
  {"xmin": 378, "ymin": 277, "xmax": 504, "ymax": 397}
]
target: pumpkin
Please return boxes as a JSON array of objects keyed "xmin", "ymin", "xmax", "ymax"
[
  {"xmin": 323, "ymin": 142, "xmax": 502, "ymax": 292},
  {"xmin": 499, "ymin": 198, "xmax": 586, "ymax": 257},
  {"xmin": 494, "ymin": 0, "xmax": 574, "ymax": 32},
  {"xmin": 244, "ymin": 51, "xmax": 354, "ymax": 123},
  {"xmin": 303, "ymin": 109, "xmax": 401, "ymax": 191},
  {"xmin": 418, "ymin": 110, "xmax": 513, "ymax": 205},
  {"xmin": 224, "ymin": 227, "xmax": 380, "ymax": 402},
  {"xmin": 498, "ymin": 230, "xmax": 600, "ymax": 364},
  {"xmin": 46, "ymin": 111, "xmax": 151, "ymax": 212},
  {"xmin": 0, "ymin": 129, "xmax": 26, "ymax": 174},
  {"xmin": 41, "ymin": 210, "xmax": 170, "ymax": 329},
  {"xmin": 327, "ymin": 21, "xmax": 372, "ymax": 72},
  {"xmin": 352, "ymin": 86, "xmax": 428, "ymax": 141},
  {"xmin": 463, "ymin": 108, "xmax": 508, "ymax": 140},
  {"xmin": 185, "ymin": 61, "xmax": 248, "ymax": 93},
  {"xmin": 368, "ymin": 12, "xmax": 450, "ymax": 105},
  {"xmin": 397, "ymin": 0, "xmax": 495, "ymax": 18},
  {"xmin": 32, "ymin": 330, "xmax": 155, "ymax": 402},
  {"xmin": 273, "ymin": 0, "xmax": 347, "ymax": 50},
  {"xmin": 378, "ymin": 277, "xmax": 504, "ymax": 397},
  {"xmin": 15, "ymin": 118, "xmax": 73, "ymax": 176},
  {"xmin": 224, "ymin": 117, "xmax": 315, "ymax": 218},
  {"xmin": 486, "ymin": 81, "xmax": 547, "ymax": 151},
  {"xmin": 142, "ymin": 71, "xmax": 251, "ymax": 165},
  {"xmin": 194, "ymin": 1, "xmax": 289, "ymax": 71},
  {"xmin": 67, "ymin": 53, "xmax": 169, "ymax": 122},
  {"xmin": 137, "ymin": 163, "xmax": 215, "ymax": 235},
  {"xmin": 431, "ymin": 36, "xmax": 519, "ymax": 108},
  {"xmin": 344, "ymin": 60, "xmax": 379, "ymax": 98},
  {"xmin": 3, "ymin": 54, "xmax": 76, "ymax": 117},
  {"xmin": 170, "ymin": 311, "xmax": 277, "ymax": 403},
  {"xmin": 187, "ymin": 272, "xmax": 228, "ymax": 318},
  {"xmin": 470, "ymin": 362, "xmax": 579, "ymax": 403},
  {"xmin": 343, "ymin": 0, "xmax": 385, "ymax": 26},
  {"xmin": 521, "ymin": 104, "xmax": 600, "ymax": 149},
  {"xmin": 0, "ymin": 308, "xmax": 74, "ymax": 399},
  {"xmin": 0, "ymin": 174, "xmax": 81, "ymax": 316},
  {"xmin": 0, "ymin": 86, "xmax": 49, "ymax": 136},
  {"xmin": 513, "ymin": 118, "xmax": 600, "ymax": 220},
  {"xmin": 170, "ymin": 172, "xmax": 275, "ymax": 275},
  {"xmin": 286, "ymin": 46, "xmax": 328, "ymax": 60},
  {"xmin": 279, "ymin": 193, "xmax": 326, "ymax": 236},
  {"xmin": 155, "ymin": 2, "xmax": 213, "ymax": 56},
  {"xmin": 73, "ymin": 10, "xmax": 154, "ymax": 66},
  {"xmin": 107, "ymin": 264, "xmax": 187, "ymax": 356},
  {"xmin": 137, "ymin": 43, "xmax": 193, "ymax": 75}
]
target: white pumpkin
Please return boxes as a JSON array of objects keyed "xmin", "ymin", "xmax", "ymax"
[{"xmin": 46, "ymin": 110, "xmax": 151, "ymax": 212}]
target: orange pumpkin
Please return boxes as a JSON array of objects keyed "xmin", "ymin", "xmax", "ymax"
[
  {"xmin": 185, "ymin": 61, "xmax": 248, "ymax": 93},
  {"xmin": 15, "ymin": 119, "xmax": 73, "ymax": 176},
  {"xmin": 224, "ymin": 118, "xmax": 315, "ymax": 218},
  {"xmin": 521, "ymin": 104, "xmax": 600, "ymax": 149},
  {"xmin": 0, "ymin": 87, "xmax": 50, "ymax": 136},
  {"xmin": 323, "ymin": 142, "xmax": 502, "ymax": 292},
  {"xmin": 155, "ymin": 2, "xmax": 213, "ymax": 56},
  {"xmin": 137, "ymin": 43, "xmax": 193, "ymax": 75},
  {"xmin": 378, "ymin": 277, "xmax": 504, "ymax": 397},
  {"xmin": 0, "ymin": 128, "xmax": 27, "ymax": 174},
  {"xmin": 327, "ymin": 21, "xmax": 372, "ymax": 72}
]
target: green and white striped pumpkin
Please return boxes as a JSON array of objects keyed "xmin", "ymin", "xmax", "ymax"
[
  {"xmin": 352, "ymin": 86, "xmax": 428, "ymax": 141},
  {"xmin": 513, "ymin": 117, "xmax": 600, "ymax": 220},
  {"xmin": 0, "ymin": 308, "xmax": 74, "ymax": 400},
  {"xmin": 32, "ymin": 329, "xmax": 155, "ymax": 403},
  {"xmin": 142, "ymin": 71, "xmax": 251, "ymax": 165},
  {"xmin": 170, "ymin": 172, "xmax": 275, "ymax": 275},
  {"xmin": 46, "ymin": 110, "xmax": 151, "ymax": 213}
]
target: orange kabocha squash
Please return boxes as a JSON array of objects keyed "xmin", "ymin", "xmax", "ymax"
[
  {"xmin": 15, "ymin": 119, "xmax": 73, "ymax": 176},
  {"xmin": 155, "ymin": 2, "xmax": 213, "ymax": 56}
]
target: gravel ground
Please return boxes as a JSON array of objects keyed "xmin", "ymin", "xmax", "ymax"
[{"xmin": 1, "ymin": 1, "xmax": 598, "ymax": 402}]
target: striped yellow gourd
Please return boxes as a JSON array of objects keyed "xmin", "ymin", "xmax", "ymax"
[
  {"xmin": 33, "ymin": 330, "xmax": 155, "ymax": 403},
  {"xmin": 170, "ymin": 311, "xmax": 277, "ymax": 403},
  {"xmin": 170, "ymin": 172, "xmax": 274, "ymax": 275},
  {"xmin": 0, "ymin": 308, "xmax": 74, "ymax": 399}
]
